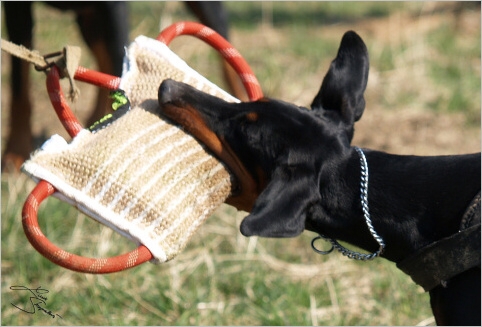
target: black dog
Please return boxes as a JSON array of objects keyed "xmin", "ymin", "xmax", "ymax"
[{"xmin": 158, "ymin": 31, "xmax": 481, "ymax": 325}]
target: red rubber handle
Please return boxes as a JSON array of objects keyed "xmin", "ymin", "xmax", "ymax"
[
  {"xmin": 157, "ymin": 22, "xmax": 263, "ymax": 101},
  {"xmin": 22, "ymin": 181, "xmax": 153, "ymax": 273},
  {"xmin": 22, "ymin": 21, "xmax": 264, "ymax": 273}
]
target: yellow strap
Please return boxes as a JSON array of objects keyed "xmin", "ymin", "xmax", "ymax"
[
  {"xmin": 1, "ymin": 38, "xmax": 46, "ymax": 67},
  {"xmin": 1, "ymin": 39, "xmax": 81, "ymax": 102}
]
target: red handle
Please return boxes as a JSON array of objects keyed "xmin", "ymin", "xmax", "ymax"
[
  {"xmin": 23, "ymin": 21, "xmax": 264, "ymax": 273},
  {"xmin": 22, "ymin": 181, "xmax": 153, "ymax": 273},
  {"xmin": 157, "ymin": 22, "xmax": 263, "ymax": 101}
]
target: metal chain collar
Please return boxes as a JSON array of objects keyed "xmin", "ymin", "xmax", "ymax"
[{"xmin": 311, "ymin": 147, "xmax": 386, "ymax": 261}]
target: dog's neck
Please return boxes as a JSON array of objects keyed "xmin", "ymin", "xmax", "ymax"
[{"xmin": 307, "ymin": 148, "xmax": 481, "ymax": 263}]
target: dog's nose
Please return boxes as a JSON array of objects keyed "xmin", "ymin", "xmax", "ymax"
[{"xmin": 158, "ymin": 79, "xmax": 183, "ymax": 105}]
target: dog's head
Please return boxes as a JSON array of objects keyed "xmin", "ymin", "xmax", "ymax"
[{"xmin": 158, "ymin": 31, "xmax": 369, "ymax": 238}]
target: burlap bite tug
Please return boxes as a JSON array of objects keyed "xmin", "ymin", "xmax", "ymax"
[{"xmin": 22, "ymin": 35, "xmax": 238, "ymax": 263}]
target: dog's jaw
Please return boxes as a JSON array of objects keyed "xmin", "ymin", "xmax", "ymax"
[{"xmin": 159, "ymin": 84, "xmax": 259, "ymax": 212}]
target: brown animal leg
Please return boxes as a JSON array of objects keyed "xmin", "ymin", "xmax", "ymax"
[
  {"xmin": 2, "ymin": 2, "xmax": 34, "ymax": 172},
  {"xmin": 2, "ymin": 58, "xmax": 34, "ymax": 172},
  {"xmin": 185, "ymin": 1, "xmax": 248, "ymax": 101},
  {"xmin": 75, "ymin": 6, "xmax": 116, "ymax": 126},
  {"xmin": 75, "ymin": 3, "xmax": 129, "ymax": 126},
  {"xmin": 221, "ymin": 59, "xmax": 248, "ymax": 101}
]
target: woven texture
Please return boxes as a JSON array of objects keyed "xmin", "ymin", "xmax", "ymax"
[{"xmin": 22, "ymin": 35, "xmax": 237, "ymax": 263}]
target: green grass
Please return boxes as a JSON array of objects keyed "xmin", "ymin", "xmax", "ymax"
[
  {"xmin": 1, "ymin": 174, "xmax": 432, "ymax": 326},
  {"xmin": 225, "ymin": 2, "xmax": 403, "ymax": 29},
  {"xmin": 427, "ymin": 25, "xmax": 481, "ymax": 121},
  {"xmin": 2, "ymin": 2, "xmax": 479, "ymax": 325}
]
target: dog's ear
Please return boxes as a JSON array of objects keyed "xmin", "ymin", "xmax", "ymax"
[
  {"xmin": 311, "ymin": 31, "xmax": 369, "ymax": 125},
  {"xmin": 240, "ymin": 166, "xmax": 318, "ymax": 238}
]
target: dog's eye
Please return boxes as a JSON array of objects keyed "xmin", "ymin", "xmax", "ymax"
[{"xmin": 245, "ymin": 112, "xmax": 258, "ymax": 122}]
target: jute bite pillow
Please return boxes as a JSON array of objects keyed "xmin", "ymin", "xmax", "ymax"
[{"xmin": 22, "ymin": 35, "xmax": 238, "ymax": 263}]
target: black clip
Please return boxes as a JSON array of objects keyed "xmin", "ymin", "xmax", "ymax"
[
  {"xmin": 311, "ymin": 235, "xmax": 334, "ymax": 255},
  {"xmin": 34, "ymin": 50, "xmax": 63, "ymax": 72}
]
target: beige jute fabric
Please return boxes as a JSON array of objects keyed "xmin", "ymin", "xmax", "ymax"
[{"xmin": 22, "ymin": 35, "xmax": 238, "ymax": 263}]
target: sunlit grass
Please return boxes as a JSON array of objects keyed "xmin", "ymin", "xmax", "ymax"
[{"xmin": 1, "ymin": 173, "xmax": 432, "ymax": 325}]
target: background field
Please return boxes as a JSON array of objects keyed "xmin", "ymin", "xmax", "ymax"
[{"xmin": 1, "ymin": 2, "xmax": 480, "ymax": 326}]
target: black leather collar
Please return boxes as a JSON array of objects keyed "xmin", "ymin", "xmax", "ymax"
[{"xmin": 396, "ymin": 192, "xmax": 481, "ymax": 292}]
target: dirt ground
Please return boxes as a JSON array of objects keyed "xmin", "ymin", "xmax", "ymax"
[{"xmin": 346, "ymin": 5, "xmax": 481, "ymax": 155}]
